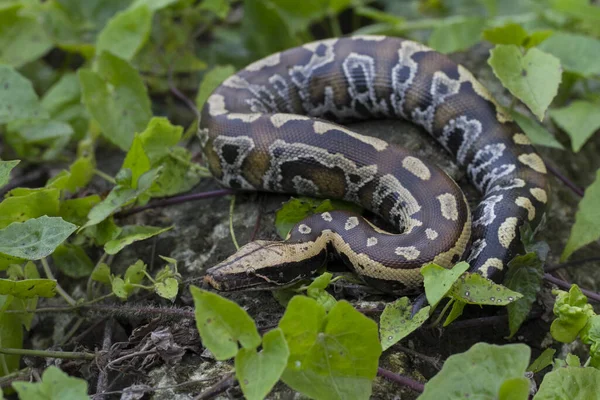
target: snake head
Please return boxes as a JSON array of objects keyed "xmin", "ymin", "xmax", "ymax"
[{"xmin": 204, "ymin": 239, "xmax": 327, "ymax": 291}]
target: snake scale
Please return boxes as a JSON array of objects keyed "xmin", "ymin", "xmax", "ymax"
[{"xmin": 199, "ymin": 35, "xmax": 548, "ymax": 293}]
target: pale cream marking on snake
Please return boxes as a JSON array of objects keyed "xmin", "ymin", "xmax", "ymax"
[
  {"xmin": 270, "ymin": 113, "xmax": 311, "ymax": 128},
  {"xmin": 321, "ymin": 212, "xmax": 333, "ymax": 222},
  {"xmin": 512, "ymin": 133, "xmax": 532, "ymax": 145},
  {"xmin": 298, "ymin": 224, "xmax": 312, "ymax": 234},
  {"xmin": 432, "ymin": 214, "xmax": 471, "ymax": 268},
  {"xmin": 207, "ymin": 94, "xmax": 227, "ymax": 116},
  {"xmin": 353, "ymin": 35, "xmax": 387, "ymax": 41},
  {"xmin": 498, "ymin": 217, "xmax": 519, "ymax": 249},
  {"xmin": 226, "ymin": 113, "xmax": 262, "ymax": 122},
  {"xmin": 394, "ymin": 246, "xmax": 421, "ymax": 260},
  {"xmin": 425, "ymin": 228, "xmax": 439, "ymax": 240},
  {"xmin": 478, "ymin": 257, "xmax": 504, "ymax": 276},
  {"xmin": 312, "ymin": 121, "xmax": 388, "ymax": 151},
  {"xmin": 518, "ymin": 153, "xmax": 547, "ymax": 174},
  {"xmin": 246, "ymin": 52, "xmax": 281, "ymax": 71},
  {"xmin": 515, "ymin": 196, "xmax": 536, "ymax": 221},
  {"xmin": 437, "ymin": 193, "xmax": 459, "ymax": 221},
  {"xmin": 402, "ymin": 156, "xmax": 431, "ymax": 180},
  {"xmin": 530, "ymin": 188, "xmax": 548, "ymax": 204},
  {"xmin": 367, "ymin": 237, "xmax": 378, "ymax": 247},
  {"xmin": 345, "ymin": 216, "xmax": 359, "ymax": 231}
]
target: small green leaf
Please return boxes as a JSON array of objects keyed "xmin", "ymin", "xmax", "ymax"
[
  {"xmin": 534, "ymin": 366, "xmax": 600, "ymax": 400},
  {"xmin": 0, "ymin": 278, "xmax": 57, "ymax": 298},
  {"xmin": 196, "ymin": 65, "xmax": 236, "ymax": 110},
  {"xmin": 511, "ymin": 110, "xmax": 564, "ymax": 150},
  {"xmin": 0, "ymin": 305, "xmax": 23, "ymax": 377},
  {"xmin": 443, "ymin": 300, "xmax": 466, "ymax": 326},
  {"xmin": 104, "ymin": 225, "xmax": 173, "ymax": 255},
  {"xmin": 488, "ymin": 45, "xmax": 561, "ymax": 120},
  {"xmin": 562, "ymin": 169, "xmax": 600, "ymax": 260},
  {"xmin": 235, "ymin": 328, "xmax": 289, "ymax": 400},
  {"xmin": 450, "ymin": 273, "xmax": 522, "ymax": 305},
  {"xmin": 78, "ymin": 52, "xmax": 152, "ymax": 150},
  {"xmin": 422, "ymin": 261, "xmax": 470, "ymax": 308},
  {"xmin": 154, "ymin": 277, "xmax": 179, "ymax": 301},
  {"xmin": 122, "ymin": 135, "xmax": 152, "ymax": 188},
  {"xmin": 280, "ymin": 296, "xmax": 381, "ymax": 400},
  {"xmin": 138, "ymin": 117, "xmax": 183, "ymax": 163},
  {"xmin": 482, "ymin": 23, "xmax": 528, "ymax": 46},
  {"xmin": 566, "ymin": 353, "xmax": 581, "ymax": 367},
  {"xmin": 199, "ymin": 0, "xmax": 231, "ymax": 19},
  {"xmin": 130, "ymin": 0, "xmax": 180, "ymax": 11},
  {"xmin": 190, "ymin": 286, "xmax": 261, "ymax": 360},
  {"xmin": 527, "ymin": 348, "xmax": 556, "ymax": 373},
  {"xmin": 0, "ymin": 65, "xmax": 48, "ymax": 124},
  {"xmin": 550, "ymin": 101, "xmax": 600, "ymax": 152},
  {"xmin": 380, "ymin": 297, "xmax": 430, "ymax": 351},
  {"xmin": 0, "ymin": 188, "xmax": 60, "ymax": 229},
  {"xmin": 0, "ymin": 216, "xmax": 77, "ymax": 260},
  {"xmin": 550, "ymin": 285, "xmax": 594, "ymax": 343},
  {"xmin": 82, "ymin": 168, "xmax": 160, "ymax": 229},
  {"xmin": 498, "ymin": 377, "xmax": 530, "ymax": 400},
  {"xmin": 47, "ymin": 156, "xmax": 95, "ymax": 194},
  {"xmin": 275, "ymin": 197, "xmax": 361, "ymax": 239},
  {"xmin": 111, "ymin": 277, "xmax": 128, "ymax": 300},
  {"xmin": 59, "ymin": 195, "xmax": 101, "ymax": 226},
  {"xmin": 0, "ymin": 160, "xmax": 19, "ymax": 188},
  {"xmin": 523, "ymin": 30, "xmax": 553, "ymax": 49},
  {"xmin": 125, "ymin": 260, "xmax": 147, "ymax": 286},
  {"xmin": 538, "ymin": 32, "xmax": 600, "ymax": 77},
  {"xmin": 504, "ymin": 252, "xmax": 544, "ymax": 337},
  {"xmin": 91, "ymin": 263, "xmax": 111, "ymax": 285},
  {"xmin": 305, "ymin": 272, "xmax": 337, "ymax": 312},
  {"xmin": 420, "ymin": 343, "xmax": 530, "ymax": 400},
  {"xmin": 96, "ymin": 4, "xmax": 152, "ymax": 61},
  {"xmin": 428, "ymin": 17, "xmax": 485, "ymax": 54},
  {"xmin": 12, "ymin": 366, "xmax": 88, "ymax": 399},
  {"xmin": 51, "ymin": 244, "xmax": 94, "ymax": 279}
]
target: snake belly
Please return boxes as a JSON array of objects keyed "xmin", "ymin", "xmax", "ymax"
[{"xmin": 199, "ymin": 35, "xmax": 548, "ymax": 293}]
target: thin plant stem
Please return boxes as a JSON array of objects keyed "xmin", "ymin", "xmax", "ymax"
[
  {"xmin": 94, "ymin": 169, "xmax": 116, "ymax": 184},
  {"xmin": 41, "ymin": 258, "xmax": 77, "ymax": 307},
  {"xmin": 377, "ymin": 367, "xmax": 424, "ymax": 393},
  {"xmin": 229, "ymin": 195, "xmax": 240, "ymax": 250},
  {"xmin": 0, "ymin": 348, "xmax": 95, "ymax": 360}
]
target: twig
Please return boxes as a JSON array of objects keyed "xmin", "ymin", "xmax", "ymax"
[
  {"xmin": 95, "ymin": 321, "xmax": 114, "ymax": 399},
  {"xmin": 107, "ymin": 349, "xmax": 158, "ymax": 370},
  {"xmin": 546, "ymin": 163, "xmax": 584, "ymax": 198},
  {"xmin": 193, "ymin": 371, "xmax": 236, "ymax": 400},
  {"xmin": 0, "ymin": 348, "xmax": 95, "ymax": 360},
  {"xmin": 168, "ymin": 64, "xmax": 201, "ymax": 120},
  {"xmin": 545, "ymin": 257, "xmax": 600, "ymax": 272},
  {"xmin": 229, "ymin": 195, "xmax": 240, "ymax": 250},
  {"xmin": 116, "ymin": 189, "xmax": 237, "ymax": 218},
  {"xmin": 544, "ymin": 273, "xmax": 600, "ymax": 303},
  {"xmin": 377, "ymin": 367, "xmax": 424, "ymax": 393},
  {"xmin": 41, "ymin": 258, "xmax": 77, "ymax": 307}
]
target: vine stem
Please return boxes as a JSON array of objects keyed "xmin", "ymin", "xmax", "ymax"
[
  {"xmin": 544, "ymin": 273, "xmax": 600, "ymax": 303},
  {"xmin": 94, "ymin": 169, "xmax": 116, "ymax": 184},
  {"xmin": 229, "ymin": 195, "xmax": 240, "ymax": 250},
  {"xmin": 41, "ymin": 258, "xmax": 77, "ymax": 307},
  {"xmin": 0, "ymin": 348, "xmax": 95, "ymax": 360},
  {"xmin": 545, "ymin": 163, "xmax": 584, "ymax": 198},
  {"xmin": 377, "ymin": 367, "xmax": 425, "ymax": 393}
]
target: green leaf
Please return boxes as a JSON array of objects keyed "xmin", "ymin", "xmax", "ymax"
[
  {"xmin": 305, "ymin": 272, "xmax": 337, "ymax": 312},
  {"xmin": 104, "ymin": 225, "xmax": 173, "ymax": 255},
  {"xmin": 46, "ymin": 156, "xmax": 95, "ymax": 194},
  {"xmin": 420, "ymin": 343, "xmax": 530, "ymax": 400},
  {"xmin": 0, "ymin": 65, "xmax": 48, "ymax": 124},
  {"xmin": 0, "ymin": 278, "xmax": 57, "ymax": 298},
  {"xmin": 523, "ymin": 30, "xmax": 553, "ymax": 49},
  {"xmin": 9, "ymin": 119, "xmax": 73, "ymax": 143},
  {"xmin": 498, "ymin": 377, "xmax": 530, "ymax": 400},
  {"xmin": 78, "ymin": 52, "xmax": 152, "ymax": 150},
  {"xmin": 379, "ymin": 297, "xmax": 430, "ymax": 351},
  {"xmin": 91, "ymin": 263, "xmax": 111, "ymax": 285},
  {"xmin": 534, "ymin": 366, "xmax": 600, "ymax": 400},
  {"xmin": 148, "ymin": 147, "xmax": 201, "ymax": 197},
  {"xmin": 154, "ymin": 277, "xmax": 178, "ymax": 301},
  {"xmin": 0, "ymin": 160, "xmax": 19, "ymax": 188},
  {"xmin": 235, "ymin": 328, "xmax": 289, "ymax": 400},
  {"xmin": 562, "ymin": 169, "xmax": 600, "ymax": 260},
  {"xmin": 125, "ymin": 260, "xmax": 147, "ymax": 286},
  {"xmin": 275, "ymin": 197, "xmax": 361, "ymax": 239},
  {"xmin": 443, "ymin": 300, "xmax": 466, "ymax": 326},
  {"xmin": 82, "ymin": 168, "xmax": 160, "ymax": 229},
  {"xmin": 51, "ymin": 244, "xmax": 94, "ymax": 279},
  {"xmin": 196, "ymin": 66, "xmax": 236, "ymax": 110},
  {"xmin": 111, "ymin": 277, "xmax": 128, "ymax": 300},
  {"xmin": 482, "ymin": 23, "xmax": 528, "ymax": 46},
  {"xmin": 504, "ymin": 252, "xmax": 544, "ymax": 338},
  {"xmin": 190, "ymin": 286, "xmax": 261, "ymax": 360},
  {"xmin": 199, "ymin": 0, "xmax": 231, "ymax": 19},
  {"xmin": 538, "ymin": 32, "xmax": 600, "ymax": 77},
  {"xmin": 0, "ymin": 188, "xmax": 61, "ymax": 229},
  {"xmin": 96, "ymin": 4, "xmax": 152, "ymax": 60},
  {"xmin": 550, "ymin": 101, "xmax": 600, "ymax": 152},
  {"xmin": 121, "ymin": 135, "xmax": 151, "ymax": 187},
  {"xmin": 279, "ymin": 296, "xmax": 381, "ymax": 400},
  {"xmin": 511, "ymin": 110, "xmax": 564, "ymax": 150},
  {"xmin": 428, "ymin": 17, "xmax": 485, "ymax": 54},
  {"xmin": 138, "ymin": 117, "xmax": 183, "ymax": 163},
  {"xmin": 0, "ymin": 216, "xmax": 77, "ymax": 260},
  {"xmin": 581, "ymin": 315, "xmax": 600, "ymax": 368},
  {"xmin": 527, "ymin": 348, "xmax": 556, "ymax": 373},
  {"xmin": 421, "ymin": 262, "xmax": 470, "ymax": 308},
  {"xmin": 488, "ymin": 45, "xmax": 561, "ymax": 120},
  {"xmin": 450, "ymin": 273, "xmax": 522, "ymax": 305},
  {"xmin": 0, "ymin": 306, "xmax": 23, "ymax": 377},
  {"xmin": 59, "ymin": 195, "xmax": 101, "ymax": 227},
  {"xmin": 550, "ymin": 285, "xmax": 594, "ymax": 343},
  {"xmin": 12, "ymin": 365, "xmax": 89, "ymax": 399},
  {"xmin": 0, "ymin": 4, "xmax": 53, "ymax": 68}
]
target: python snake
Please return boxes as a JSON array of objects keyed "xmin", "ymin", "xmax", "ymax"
[{"xmin": 199, "ymin": 36, "xmax": 548, "ymax": 293}]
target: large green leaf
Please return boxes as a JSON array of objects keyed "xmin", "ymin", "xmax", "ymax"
[
  {"xmin": 421, "ymin": 262, "xmax": 469, "ymax": 308},
  {"xmin": 0, "ymin": 160, "xmax": 19, "ymax": 188},
  {"xmin": 12, "ymin": 366, "xmax": 89, "ymax": 399},
  {"xmin": 538, "ymin": 32, "xmax": 600, "ymax": 77},
  {"xmin": 549, "ymin": 101, "xmax": 600, "ymax": 152},
  {"xmin": 379, "ymin": 297, "xmax": 430, "ymax": 351},
  {"xmin": 534, "ymin": 366, "xmax": 600, "ymax": 400},
  {"xmin": 0, "ymin": 65, "xmax": 47, "ymax": 124},
  {"xmin": 429, "ymin": 17, "xmax": 485, "ymax": 54},
  {"xmin": 96, "ymin": 4, "xmax": 152, "ymax": 60}
]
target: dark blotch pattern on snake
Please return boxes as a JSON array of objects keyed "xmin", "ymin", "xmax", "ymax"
[{"xmin": 198, "ymin": 36, "xmax": 548, "ymax": 293}]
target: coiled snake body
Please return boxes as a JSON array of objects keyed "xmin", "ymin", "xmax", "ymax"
[{"xmin": 199, "ymin": 36, "xmax": 548, "ymax": 293}]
